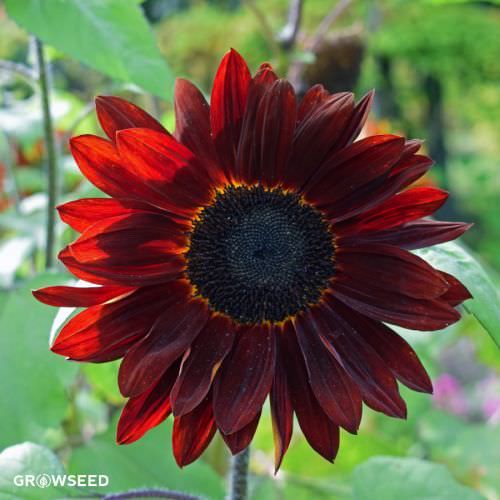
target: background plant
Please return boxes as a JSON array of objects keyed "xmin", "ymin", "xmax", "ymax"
[{"xmin": 0, "ymin": 0, "xmax": 498, "ymax": 499}]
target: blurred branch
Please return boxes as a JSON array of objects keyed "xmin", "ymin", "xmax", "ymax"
[
  {"xmin": 288, "ymin": 0, "xmax": 353, "ymax": 93},
  {"xmin": 277, "ymin": 0, "xmax": 304, "ymax": 50},
  {"xmin": 244, "ymin": 0, "xmax": 281, "ymax": 59},
  {"xmin": 0, "ymin": 59, "xmax": 38, "ymax": 82},
  {"xmin": 33, "ymin": 38, "xmax": 59, "ymax": 269},
  {"xmin": 306, "ymin": 0, "xmax": 353, "ymax": 52}
]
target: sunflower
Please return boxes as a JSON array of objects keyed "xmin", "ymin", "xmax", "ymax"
[{"xmin": 34, "ymin": 49, "xmax": 471, "ymax": 469}]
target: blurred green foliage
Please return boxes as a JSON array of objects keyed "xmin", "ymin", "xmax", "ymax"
[{"xmin": 0, "ymin": 0, "xmax": 499, "ymax": 499}]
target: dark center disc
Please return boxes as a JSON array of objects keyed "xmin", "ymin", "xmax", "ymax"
[{"xmin": 185, "ymin": 186, "xmax": 335, "ymax": 323}]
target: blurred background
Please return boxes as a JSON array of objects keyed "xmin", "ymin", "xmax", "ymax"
[{"xmin": 0, "ymin": 0, "xmax": 499, "ymax": 499}]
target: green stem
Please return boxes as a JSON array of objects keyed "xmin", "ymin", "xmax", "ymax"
[
  {"xmin": 229, "ymin": 447, "xmax": 250, "ymax": 500},
  {"xmin": 34, "ymin": 38, "xmax": 58, "ymax": 269}
]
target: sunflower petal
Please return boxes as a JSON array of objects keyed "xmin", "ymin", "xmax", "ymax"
[
  {"xmin": 319, "ymin": 299, "xmax": 407, "ymax": 418},
  {"xmin": 116, "ymin": 128, "xmax": 213, "ymax": 215},
  {"xmin": 174, "ymin": 78, "xmax": 223, "ymax": 184},
  {"xmin": 280, "ymin": 325, "xmax": 340, "ymax": 462},
  {"xmin": 237, "ymin": 63, "xmax": 279, "ymax": 184},
  {"xmin": 340, "ymin": 220, "xmax": 472, "ymax": 250},
  {"xmin": 171, "ymin": 315, "xmax": 235, "ymax": 416},
  {"xmin": 50, "ymin": 284, "xmax": 174, "ymax": 362},
  {"xmin": 117, "ymin": 363, "xmax": 177, "ymax": 444},
  {"xmin": 294, "ymin": 314, "xmax": 362, "ymax": 433},
  {"xmin": 211, "ymin": 49, "xmax": 251, "ymax": 180},
  {"xmin": 118, "ymin": 285, "xmax": 209, "ymax": 397},
  {"xmin": 222, "ymin": 411, "xmax": 261, "ymax": 455},
  {"xmin": 95, "ymin": 95, "xmax": 167, "ymax": 141},
  {"xmin": 213, "ymin": 324, "xmax": 276, "ymax": 434},
  {"xmin": 57, "ymin": 197, "xmax": 163, "ymax": 233},
  {"xmin": 336, "ymin": 187, "xmax": 449, "ymax": 236},
  {"xmin": 270, "ymin": 335, "xmax": 293, "ymax": 472},
  {"xmin": 172, "ymin": 396, "xmax": 216, "ymax": 467},
  {"xmin": 285, "ymin": 92, "xmax": 355, "ymax": 189},
  {"xmin": 32, "ymin": 284, "xmax": 133, "ymax": 307},
  {"xmin": 328, "ymin": 299, "xmax": 433, "ymax": 393},
  {"xmin": 334, "ymin": 243, "xmax": 450, "ymax": 299}
]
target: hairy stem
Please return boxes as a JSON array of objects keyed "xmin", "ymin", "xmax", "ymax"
[
  {"xmin": 101, "ymin": 489, "xmax": 201, "ymax": 500},
  {"xmin": 34, "ymin": 38, "xmax": 58, "ymax": 269},
  {"xmin": 229, "ymin": 447, "xmax": 250, "ymax": 500}
]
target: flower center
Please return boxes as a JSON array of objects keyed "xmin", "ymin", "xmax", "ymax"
[{"xmin": 186, "ymin": 186, "xmax": 335, "ymax": 324}]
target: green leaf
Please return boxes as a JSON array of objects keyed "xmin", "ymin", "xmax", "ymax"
[
  {"xmin": 0, "ymin": 273, "xmax": 79, "ymax": 448},
  {"xmin": 416, "ymin": 242, "xmax": 500, "ymax": 348},
  {"xmin": 68, "ymin": 416, "xmax": 224, "ymax": 498},
  {"xmin": 352, "ymin": 456, "xmax": 484, "ymax": 500},
  {"xmin": 5, "ymin": 0, "xmax": 174, "ymax": 99},
  {"xmin": 0, "ymin": 442, "xmax": 70, "ymax": 499},
  {"xmin": 82, "ymin": 361, "xmax": 124, "ymax": 405}
]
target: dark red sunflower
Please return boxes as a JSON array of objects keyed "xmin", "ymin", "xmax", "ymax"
[{"xmin": 34, "ymin": 49, "xmax": 472, "ymax": 469}]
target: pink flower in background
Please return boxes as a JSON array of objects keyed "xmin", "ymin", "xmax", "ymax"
[{"xmin": 432, "ymin": 373, "xmax": 468, "ymax": 417}]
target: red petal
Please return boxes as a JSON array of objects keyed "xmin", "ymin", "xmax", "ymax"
[
  {"xmin": 174, "ymin": 78, "xmax": 224, "ymax": 185},
  {"xmin": 280, "ymin": 324, "xmax": 340, "ymax": 462},
  {"xmin": 303, "ymin": 135, "xmax": 405, "ymax": 207},
  {"xmin": 222, "ymin": 411, "xmax": 261, "ymax": 455},
  {"xmin": 297, "ymin": 84, "xmax": 329, "ymax": 123},
  {"xmin": 440, "ymin": 271, "xmax": 472, "ymax": 307},
  {"xmin": 332, "ymin": 287, "xmax": 461, "ymax": 331},
  {"xmin": 328, "ymin": 298, "xmax": 432, "ymax": 393},
  {"xmin": 294, "ymin": 313, "xmax": 362, "ymax": 433},
  {"xmin": 210, "ymin": 49, "xmax": 251, "ymax": 181},
  {"xmin": 95, "ymin": 95, "xmax": 167, "ymax": 142},
  {"xmin": 213, "ymin": 323, "xmax": 276, "ymax": 434},
  {"xmin": 322, "ymin": 155, "xmax": 433, "ymax": 224},
  {"xmin": 170, "ymin": 315, "xmax": 235, "ymax": 416},
  {"xmin": 57, "ymin": 197, "xmax": 163, "ymax": 233},
  {"xmin": 116, "ymin": 128, "xmax": 213, "ymax": 216},
  {"xmin": 51, "ymin": 283, "xmax": 175, "ymax": 362},
  {"xmin": 334, "ymin": 244, "xmax": 450, "ymax": 299},
  {"xmin": 340, "ymin": 220, "xmax": 472, "ymax": 250},
  {"xmin": 118, "ymin": 289, "xmax": 209, "ymax": 398},
  {"xmin": 117, "ymin": 363, "xmax": 178, "ymax": 444},
  {"xmin": 64, "ymin": 213, "xmax": 186, "ymax": 287},
  {"xmin": 59, "ymin": 246, "xmax": 180, "ymax": 287},
  {"xmin": 172, "ymin": 396, "xmax": 217, "ymax": 467},
  {"xmin": 335, "ymin": 90, "xmax": 375, "ymax": 149},
  {"xmin": 337, "ymin": 187, "xmax": 449, "ymax": 236},
  {"xmin": 270, "ymin": 335, "xmax": 293, "ymax": 471},
  {"xmin": 236, "ymin": 63, "xmax": 279, "ymax": 184},
  {"xmin": 32, "ymin": 284, "xmax": 133, "ymax": 307},
  {"xmin": 70, "ymin": 135, "xmax": 185, "ymax": 211},
  {"xmin": 253, "ymin": 80, "xmax": 297, "ymax": 187},
  {"xmin": 400, "ymin": 139, "xmax": 424, "ymax": 160},
  {"xmin": 319, "ymin": 299, "xmax": 407, "ymax": 418},
  {"xmin": 285, "ymin": 92, "xmax": 355, "ymax": 189}
]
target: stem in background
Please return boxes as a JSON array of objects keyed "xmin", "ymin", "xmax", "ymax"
[
  {"xmin": 277, "ymin": 0, "xmax": 303, "ymax": 50},
  {"xmin": 229, "ymin": 447, "xmax": 250, "ymax": 500},
  {"xmin": 101, "ymin": 489, "xmax": 201, "ymax": 500},
  {"xmin": 34, "ymin": 38, "xmax": 58, "ymax": 269}
]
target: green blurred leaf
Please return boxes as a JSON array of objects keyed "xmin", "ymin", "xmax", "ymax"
[
  {"xmin": 416, "ymin": 242, "xmax": 500, "ymax": 348},
  {"xmin": 0, "ymin": 442, "xmax": 70, "ymax": 499},
  {"xmin": 68, "ymin": 416, "xmax": 224, "ymax": 498},
  {"xmin": 352, "ymin": 456, "xmax": 484, "ymax": 500},
  {"xmin": 418, "ymin": 411, "xmax": 500, "ymax": 495},
  {"xmin": 0, "ymin": 273, "xmax": 78, "ymax": 448},
  {"xmin": 5, "ymin": 0, "xmax": 174, "ymax": 99},
  {"xmin": 82, "ymin": 361, "xmax": 124, "ymax": 405}
]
